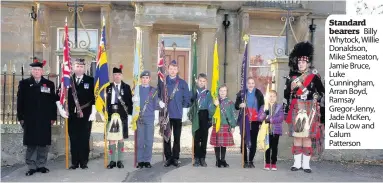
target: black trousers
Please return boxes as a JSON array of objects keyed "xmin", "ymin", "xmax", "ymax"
[
  {"xmin": 241, "ymin": 122, "xmax": 260, "ymax": 162},
  {"xmin": 194, "ymin": 110, "xmax": 209, "ymax": 159},
  {"xmin": 214, "ymin": 147, "xmax": 226, "ymax": 161},
  {"xmin": 164, "ymin": 118, "xmax": 182, "ymax": 160},
  {"xmin": 68, "ymin": 116, "xmax": 92, "ymax": 166},
  {"xmin": 265, "ymin": 134, "xmax": 280, "ymax": 164}
]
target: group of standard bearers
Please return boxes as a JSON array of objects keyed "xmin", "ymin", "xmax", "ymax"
[{"xmin": 17, "ymin": 41, "xmax": 323, "ymax": 176}]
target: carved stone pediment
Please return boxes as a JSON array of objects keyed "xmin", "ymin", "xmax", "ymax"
[{"xmin": 134, "ymin": 3, "xmax": 218, "ymax": 28}]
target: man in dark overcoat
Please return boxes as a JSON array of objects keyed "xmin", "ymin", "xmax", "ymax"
[{"xmin": 17, "ymin": 60, "xmax": 57, "ymax": 176}]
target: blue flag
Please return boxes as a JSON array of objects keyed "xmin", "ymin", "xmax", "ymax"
[
  {"xmin": 237, "ymin": 43, "xmax": 251, "ymax": 148},
  {"xmin": 94, "ymin": 18, "xmax": 110, "ymax": 121}
]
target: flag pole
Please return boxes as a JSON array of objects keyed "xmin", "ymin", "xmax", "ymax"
[
  {"xmin": 242, "ymin": 35, "xmax": 249, "ymax": 168},
  {"xmin": 103, "ymin": 88, "xmax": 108, "ymax": 168},
  {"xmin": 65, "ymin": 86, "xmax": 69, "ymax": 169},
  {"xmin": 134, "ymin": 130, "xmax": 137, "ymax": 167},
  {"xmin": 65, "ymin": 118, "xmax": 69, "ymax": 169},
  {"xmin": 191, "ymin": 32, "xmax": 197, "ymax": 165},
  {"xmin": 64, "ymin": 16, "xmax": 69, "ymax": 169}
]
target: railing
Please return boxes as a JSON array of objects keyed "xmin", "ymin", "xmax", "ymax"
[
  {"xmin": 243, "ymin": 0, "xmax": 303, "ymax": 9},
  {"xmin": 1, "ymin": 66, "xmax": 62, "ymax": 125}
]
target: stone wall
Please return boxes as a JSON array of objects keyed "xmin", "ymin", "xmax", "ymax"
[
  {"xmin": 1, "ymin": 5, "xmax": 33, "ymax": 68},
  {"xmin": 104, "ymin": 7, "xmax": 136, "ymax": 85},
  {"xmin": 1, "ymin": 125, "xmax": 63, "ymax": 166}
]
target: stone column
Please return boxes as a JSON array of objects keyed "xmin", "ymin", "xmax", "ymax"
[
  {"xmin": 239, "ymin": 12, "xmax": 249, "ymax": 53},
  {"xmin": 268, "ymin": 56, "xmax": 293, "ymax": 160},
  {"xmin": 135, "ymin": 25, "xmax": 153, "ymax": 72},
  {"xmin": 268, "ymin": 56, "xmax": 289, "ymax": 104},
  {"xmin": 197, "ymin": 27, "xmax": 217, "ymax": 83},
  {"xmin": 36, "ymin": 3, "xmax": 52, "ymax": 73}
]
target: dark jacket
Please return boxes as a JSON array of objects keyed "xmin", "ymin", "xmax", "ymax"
[
  {"xmin": 106, "ymin": 81, "xmax": 133, "ymax": 120},
  {"xmin": 17, "ymin": 76, "xmax": 57, "ymax": 146},
  {"xmin": 165, "ymin": 75, "xmax": 191, "ymax": 119},
  {"xmin": 56, "ymin": 74, "xmax": 95, "ymax": 119}
]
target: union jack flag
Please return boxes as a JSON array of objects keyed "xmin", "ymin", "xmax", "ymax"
[
  {"xmin": 59, "ymin": 18, "xmax": 72, "ymax": 105},
  {"xmin": 157, "ymin": 40, "xmax": 171, "ymax": 142}
]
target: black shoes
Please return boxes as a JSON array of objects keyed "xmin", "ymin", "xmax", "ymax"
[
  {"xmin": 221, "ymin": 160, "xmax": 229, "ymax": 168},
  {"xmin": 172, "ymin": 159, "xmax": 180, "ymax": 167},
  {"xmin": 164, "ymin": 159, "xmax": 180, "ymax": 167},
  {"xmin": 137, "ymin": 162, "xmax": 152, "ymax": 168},
  {"xmin": 291, "ymin": 167, "xmax": 300, "ymax": 171},
  {"xmin": 164, "ymin": 159, "xmax": 173, "ymax": 167},
  {"xmin": 117, "ymin": 161, "xmax": 124, "ymax": 168},
  {"xmin": 216, "ymin": 160, "xmax": 229, "ymax": 168},
  {"xmin": 107, "ymin": 161, "xmax": 117, "ymax": 169},
  {"xmin": 137, "ymin": 162, "xmax": 144, "ymax": 169},
  {"xmin": 80, "ymin": 164, "xmax": 88, "ymax": 169},
  {"xmin": 25, "ymin": 167, "xmax": 50, "ymax": 176},
  {"xmin": 25, "ymin": 169, "xmax": 37, "ymax": 176},
  {"xmin": 144, "ymin": 162, "xmax": 152, "ymax": 168},
  {"xmin": 37, "ymin": 167, "xmax": 50, "ymax": 173},
  {"xmin": 248, "ymin": 162, "xmax": 255, "ymax": 168},
  {"xmin": 290, "ymin": 166, "xmax": 311, "ymax": 173},
  {"xmin": 69, "ymin": 164, "xmax": 79, "ymax": 170},
  {"xmin": 216, "ymin": 160, "xmax": 221, "ymax": 168},
  {"xmin": 304, "ymin": 169, "xmax": 312, "ymax": 173},
  {"xmin": 193, "ymin": 158, "xmax": 201, "ymax": 167},
  {"xmin": 243, "ymin": 161, "xmax": 249, "ymax": 168},
  {"xmin": 199, "ymin": 158, "xmax": 207, "ymax": 167}
]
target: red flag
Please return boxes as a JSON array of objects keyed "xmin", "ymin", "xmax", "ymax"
[{"xmin": 59, "ymin": 18, "xmax": 72, "ymax": 105}]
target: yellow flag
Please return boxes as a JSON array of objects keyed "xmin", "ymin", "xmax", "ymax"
[{"xmin": 211, "ymin": 39, "xmax": 221, "ymax": 132}]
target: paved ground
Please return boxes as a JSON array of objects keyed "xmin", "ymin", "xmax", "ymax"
[{"xmin": 2, "ymin": 153, "xmax": 382, "ymax": 182}]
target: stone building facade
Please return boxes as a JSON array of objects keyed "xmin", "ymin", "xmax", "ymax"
[
  {"xmin": 1, "ymin": 1, "xmax": 346, "ymax": 99},
  {"xmin": 9, "ymin": 1, "xmax": 383, "ymax": 166}
]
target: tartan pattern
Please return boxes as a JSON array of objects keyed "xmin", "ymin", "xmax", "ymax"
[
  {"xmin": 292, "ymin": 146, "xmax": 303, "ymax": 155},
  {"xmin": 210, "ymin": 124, "xmax": 234, "ymax": 147},
  {"xmin": 311, "ymin": 124, "xmax": 325, "ymax": 157},
  {"xmin": 288, "ymin": 99, "xmax": 320, "ymax": 138}
]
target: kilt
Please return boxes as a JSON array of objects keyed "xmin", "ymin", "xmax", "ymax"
[
  {"xmin": 311, "ymin": 124, "xmax": 325, "ymax": 157},
  {"xmin": 210, "ymin": 124, "xmax": 234, "ymax": 147},
  {"xmin": 287, "ymin": 99, "xmax": 321, "ymax": 139}
]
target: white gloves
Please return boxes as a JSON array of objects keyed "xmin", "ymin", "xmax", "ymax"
[
  {"xmin": 132, "ymin": 96, "xmax": 139, "ymax": 103},
  {"xmin": 56, "ymin": 101, "xmax": 68, "ymax": 119},
  {"xmin": 239, "ymin": 103, "xmax": 246, "ymax": 108},
  {"xmin": 159, "ymin": 100, "xmax": 165, "ymax": 108},
  {"xmin": 128, "ymin": 115, "xmax": 132, "ymax": 122},
  {"xmin": 88, "ymin": 105, "xmax": 97, "ymax": 121},
  {"xmin": 154, "ymin": 110, "xmax": 159, "ymax": 126}
]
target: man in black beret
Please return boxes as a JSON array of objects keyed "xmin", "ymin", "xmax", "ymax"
[
  {"xmin": 56, "ymin": 58, "xmax": 96, "ymax": 170},
  {"xmin": 17, "ymin": 60, "xmax": 57, "ymax": 176},
  {"xmin": 105, "ymin": 65, "xmax": 133, "ymax": 169}
]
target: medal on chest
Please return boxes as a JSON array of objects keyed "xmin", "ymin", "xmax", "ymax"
[
  {"xmin": 40, "ymin": 84, "xmax": 50, "ymax": 93},
  {"xmin": 84, "ymin": 83, "xmax": 89, "ymax": 89}
]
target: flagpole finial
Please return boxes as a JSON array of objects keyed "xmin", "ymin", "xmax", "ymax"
[
  {"xmin": 243, "ymin": 34, "xmax": 249, "ymax": 44},
  {"xmin": 192, "ymin": 32, "xmax": 197, "ymax": 42}
]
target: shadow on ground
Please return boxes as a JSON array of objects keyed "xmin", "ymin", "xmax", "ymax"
[{"xmin": 123, "ymin": 158, "xmax": 192, "ymax": 182}]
